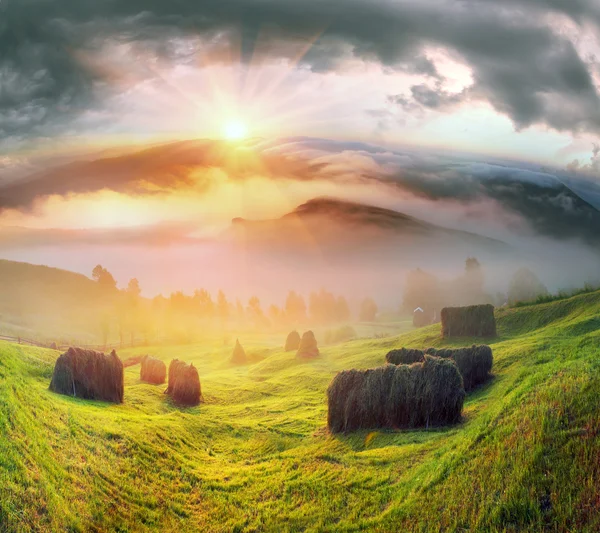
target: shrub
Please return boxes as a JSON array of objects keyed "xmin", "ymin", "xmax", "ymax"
[
  {"xmin": 284, "ymin": 331, "xmax": 301, "ymax": 352},
  {"xmin": 231, "ymin": 339, "xmax": 247, "ymax": 364},
  {"xmin": 49, "ymin": 347, "xmax": 124, "ymax": 403},
  {"xmin": 165, "ymin": 359, "xmax": 201, "ymax": 406},
  {"xmin": 441, "ymin": 304, "xmax": 496, "ymax": 338},
  {"xmin": 297, "ymin": 330, "xmax": 319, "ymax": 358},
  {"xmin": 386, "ymin": 345, "xmax": 493, "ymax": 391},
  {"xmin": 140, "ymin": 355, "xmax": 166, "ymax": 385},
  {"xmin": 327, "ymin": 356, "xmax": 464, "ymax": 433}
]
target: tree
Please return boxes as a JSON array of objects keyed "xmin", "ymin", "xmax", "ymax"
[
  {"xmin": 285, "ymin": 291, "xmax": 307, "ymax": 323},
  {"xmin": 126, "ymin": 278, "xmax": 141, "ymax": 299},
  {"xmin": 100, "ymin": 313, "xmax": 110, "ymax": 348},
  {"xmin": 268, "ymin": 304, "xmax": 285, "ymax": 327},
  {"xmin": 508, "ymin": 268, "xmax": 549, "ymax": 304},
  {"xmin": 247, "ymin": 296, "xmax": 268, "ymax": 328},
  {"xmin": 359, "ymin": 297, "xmax": 378, "ymax": 322},
  {"xmin": 192, "ymin": 289, "xmax": 214, "ymax": 318},
  {"xmin": 92, "ymin": 264, "xmax": 117, "ymax": 290},
  {"xmin": 309, "ymin": 288, "xmax": 337, "ymax": 324},
  {"xmin": 334, "ymin": 296, "xmax": 351, "ymax": 322},
  {"xmin": 217, "ymin": 290, "xmax": 230, "ymax": 321},
  {"xmin": 403, "ymin": 268, "xmax": 441, "ymax": 312},
  {"xmin": 465, "ymin": 257, "xmax": 484, "ymax": 293},
  {"xmin": 125, "ymin": 278, "xmax": 142, "ymax": 345},
  {"xmin": 236, "ymin": 299, "xmax": 245, "ymax": 322}
]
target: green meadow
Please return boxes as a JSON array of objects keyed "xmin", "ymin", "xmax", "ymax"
[{"xmin": 1, "ymin": 291, "xmax": 599, "ymax": 532}]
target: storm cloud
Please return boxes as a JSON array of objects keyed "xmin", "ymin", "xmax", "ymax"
[{"xmin": 2, "ymin": 0, "xmax": 600, "ymax": 143}]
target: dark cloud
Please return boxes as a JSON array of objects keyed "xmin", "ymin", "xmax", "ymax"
[
  {"xmin": 2, "ymin": 0, "xmax": 600, "ymax": 143},
  {"xmin": 389, "ymin": 84, "xmax": 466, "ymax": 112}
]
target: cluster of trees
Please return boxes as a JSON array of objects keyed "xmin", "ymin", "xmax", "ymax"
[
  {"xmin": 91, "ymin": 265, "xmax": 379, "ymax": 344},
  {"xmin": 403, "ymin": 258, "xmax": 550, "ymax": 317}
]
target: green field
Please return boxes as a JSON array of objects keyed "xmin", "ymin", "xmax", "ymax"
[{"xmin": 1, "ymin": 291, "xmax": 600, "ymax": 532}]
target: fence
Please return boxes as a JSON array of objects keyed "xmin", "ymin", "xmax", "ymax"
[{"xmin": 0, "ymin": 334, "xmax": 145, "ymax": 352}]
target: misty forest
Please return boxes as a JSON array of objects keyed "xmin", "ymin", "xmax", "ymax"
[{"xmin": 1, "ymin": 0, "xmax": 600, "ymax": 532}]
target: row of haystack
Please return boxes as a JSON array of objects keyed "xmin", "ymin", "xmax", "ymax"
[
  {"xmin": 327, "ymin": 356, "xmax": 465, "ymax": 433},
  {"xmin": 285, "ymin": 330, "xmax": 319, "ymax": 358},
  {"xmin": 49, "ymin": 348, "xmax": 201, "ymax": 406},
  {"xmin": 385, "ymin": 345, "xmax": 493, "ymax": 391}
]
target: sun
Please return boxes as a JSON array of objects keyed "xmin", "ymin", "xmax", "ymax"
[{"xmin": 223, "ymin": 119, "xmax": 248, "ymax": 140}]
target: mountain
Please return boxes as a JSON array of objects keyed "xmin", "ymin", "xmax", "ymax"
[{"xmin": 225, "ymin": 197, "xmax": 510, "ymax": 259}]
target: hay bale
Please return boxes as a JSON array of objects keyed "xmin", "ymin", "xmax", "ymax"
[
  {"xmin": 385, "ymin": 347, "xmax": 426, "ymax": 365},
  {"xmin": 284, "ymin": 330, "xmax": 301, "ymax": 351},
  {"xmin": 327, "ymin": 356, "xmax": 464, "ymax": 433},
  {"xmin": 426, "ymin": 345, "xmax": 493, "ymax": 390},
  {"xmin": 49, "ymin": 342, "xmax": 58, "ymax": 350},
  {"xmin": 172, "ymin": 364, "xmax": 201, "ymax": 406},
  {"xmin": 140, "ymin": 355, "xmax": 166, "ymax": 385},
  {"xmin": 165, "ymin": 359, "xmax": 186, "ymax": 394},
  {"xmin": 165, "ymin": 359, "xmax": 201, "ymax": 406},
  {"xmin": 386, "ymin": 345, "xmax": 493, "ymax": 391},
  {"xmin": 297, "ymin": 330, "xmax": 319, "ymax": 358},
  {"xmin": 441, "ymin": 304, "xmax": 496, "ymax": 338},
  {"xmin": 49, "ymin": 347, "xmax": 124, "ymax": 403},
  {"xmin": 231, "ymin": 339, "xmax": 247, "ymax": 364}
]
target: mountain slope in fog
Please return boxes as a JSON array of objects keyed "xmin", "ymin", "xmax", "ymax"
[
  {"xmin": 0, "ymin": 260, "xmax": 116, "ymax": 341},
  {"xmin": 226, "ymin": 198, "xmax": 510, "ymax": 259}
]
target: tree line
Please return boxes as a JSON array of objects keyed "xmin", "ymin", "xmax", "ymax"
[{"xmin": 92, "ymin": 265, "xmax": 379, "ymax": 345}]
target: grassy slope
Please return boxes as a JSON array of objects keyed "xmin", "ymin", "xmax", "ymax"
[
  {"xmin": 0, "ymin": 259, "xmax": 116, "ymax": 342},
  {"xmin": 1, "ymin": 292, "xmax": 600, "ymax": 532}
]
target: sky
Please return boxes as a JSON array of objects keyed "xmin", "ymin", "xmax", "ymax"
[{"xmin": 1, "ymin": 0, "xmax": 600, "ymax": 299}]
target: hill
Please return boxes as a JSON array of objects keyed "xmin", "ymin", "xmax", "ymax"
[
  {"xmin": 0, "ymin": 259, "xmax": 116, "ymax": 342},
  {"xmin": 1, "ymin": 290, "xmax": 599, "ymax": 531},
  {"xmin": 226, "ymin": 197, "xmax": 510, "ymax": 259}
]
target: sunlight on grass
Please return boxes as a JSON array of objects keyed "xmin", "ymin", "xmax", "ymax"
[{"xmin": 1, "ymin": 292, "xmax": 600, "ymax": 531}]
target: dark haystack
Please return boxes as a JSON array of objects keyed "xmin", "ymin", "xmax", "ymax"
[
  {"xmin": 296, "ymin": 330, "xmax": 319, "ymax": 358},
  {"xmin": 327, "ymin": 356, "xmax": 465, "ymax": 433},
  {"xmin": 284, "ymin": 330, "xmax": 301, "ymax": 351},
  {"xmin": 165, "ymin": 359, "xmax": 201, "ymax": 406},
  {"xmin": 426, "ymin": 345, "xmax": 493, "ymax": 390},
  {"xmin": 385, "ymin": 347, "xmax": 425, "ymax": 365},
  {"xmin": 231, "ymin": 339, "xmax": 247, "ymax": 364},
  {"xmin": 441, "ymin": 304, "xmax": 496, "ymax": 338},
  {"xmin": 140, "ymin": 355, "xmax": 167, "ymax": 385},
  {"xmin": 386, "ymin": 345, "xmax": 493, "ymax": 391},
  {"xmin": 165, "ymin": 359, "xmax": 187, "ymax": 394},
  {"xmin": 50, "ymin": 342, "xmax": 58, "ymax": 350},
  {"xmin": 49, "ymin": 347, "xmax": 124, "ymax": 403}
]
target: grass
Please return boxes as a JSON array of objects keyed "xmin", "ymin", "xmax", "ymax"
[{"xmin": 1, "ymin": 290, "xmax": 600, "ymax": 532}]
